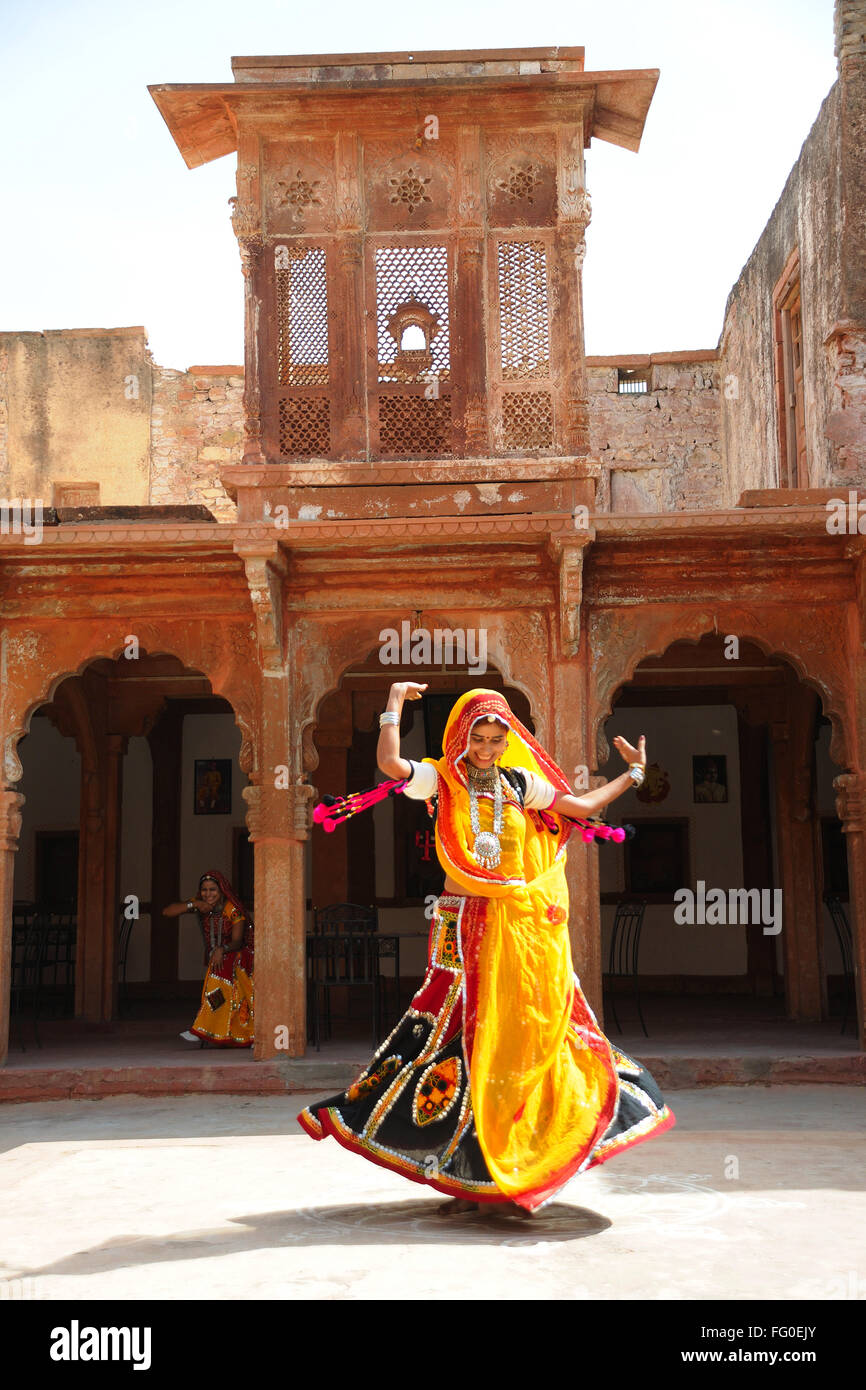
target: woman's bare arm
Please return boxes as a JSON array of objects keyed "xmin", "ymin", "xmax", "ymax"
[
  {"xmin": 376, "ymin": 681, "xmax": 428, "ymax": 779},
  {"xmin": 551, "ymin": 734, "xmax": 646, "ymax": 819},
  {"xmin": 162, "ymin": 900, "xmax": 205, "ymax": 918}
]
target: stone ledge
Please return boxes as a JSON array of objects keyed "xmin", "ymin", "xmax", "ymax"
[{"xmin": 1, "ymin": 1051, "xmax": 862, "ymax": 1103}]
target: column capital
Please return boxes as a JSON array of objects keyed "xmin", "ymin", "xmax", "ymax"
[
  {"xmin": 0, "ymin": 789, "xmax": 25, "ymax": 852},
  {"xmin": 834, "ymin": 770, "xmax": 866, "ymax": 831},
  {"xmin": 244, "ymin": 777, "xmax": 314, "ymax": 843}
]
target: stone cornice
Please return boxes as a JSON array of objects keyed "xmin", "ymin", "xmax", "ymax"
[
  {"xmin": 0, "ymin": 503, "xmax": 861, "ymax": 558},
  {"xmin": 221, "ymin": 456, "xmax": 599, "ymax": 495}
]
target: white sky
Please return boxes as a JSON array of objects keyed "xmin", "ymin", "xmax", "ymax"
[{"xmin": 0, "ymin": 0, "xmax": 838, "ymax": 369}]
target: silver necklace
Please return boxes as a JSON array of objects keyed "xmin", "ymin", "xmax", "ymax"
[{"xmin": 467, "ymin": 763, "xmax": 503, "ymax": 869}]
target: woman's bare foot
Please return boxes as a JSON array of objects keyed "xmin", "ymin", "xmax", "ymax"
[
  {"xmin": 507, "ymin": 1203, "xmax": 535, "ymax": 1219},
  {"xmin": 436, "ymin": 1197, "xmax": 480, "ymax": 1216}
]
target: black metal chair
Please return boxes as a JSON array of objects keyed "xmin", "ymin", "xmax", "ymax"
[
  {"xmin": 824, "ymin": 893, "xmax": 855, "ymax": 1035},
  {"xmin": 10, "ymin": 916, "xmax": 48, "ymax": 1050},
  {"xmin": 604, "ymin": 899, "xmax": 649, "ymax": 1037},
  {"xmin": 117, "ymin": 906, "xmax": 138, "ymax": 1016},
  {"xmin": 313, "ymin": 903, "xmax": 379, "ymax": 935},
  {"xmin": 308, "ymin": 903, "xmax": 381, "ymax": 1049},
  {"xmin": 41, "ymin": 906, "xmax": 77, "ymax": 1017}
]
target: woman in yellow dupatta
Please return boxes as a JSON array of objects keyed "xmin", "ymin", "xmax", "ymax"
[{"xmin": 299, "ymin": 684, "xmax": 674, "ymax": 1213}]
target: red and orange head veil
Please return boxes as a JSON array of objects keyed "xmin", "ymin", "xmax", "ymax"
[{"xmin": 423, "ymin": 687, "xmax": 575, "ymax": 897}]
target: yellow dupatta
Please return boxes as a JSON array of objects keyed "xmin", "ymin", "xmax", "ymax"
[{"xmin": 425, "ymin": 689, "xmax": 617, "ymax": 1209}]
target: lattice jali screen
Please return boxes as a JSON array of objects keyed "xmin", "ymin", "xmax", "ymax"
[
  {"xmin": 375, "ymin": 245, "xmax": 450, "ymax": 383},
  {"xmin": 275, "ymin": 245, "xmax": 328, "ymax": 387},
  {"xmin": 378, "ymin": 395, "xmax": 452, "ymax": 456},
  {"xmin": 499, "ymin": 391, "xmax": 554, "ymax": 452},
  {"xmin": 497, "ymin": 240, "xmax": 550, "ymax": 380},
  {"xmin": 278, "ymin": 398, "xmax": 331, "ymax": 457}
]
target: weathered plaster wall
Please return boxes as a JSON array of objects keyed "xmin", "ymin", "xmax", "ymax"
[
  {"xmin": 0, "ymin": 327, "xmax": 152, "ymax": 505},
  {"xmin": 149, "ymin": 364, "xmax": 240, "ymax": 522},
  {"xmin": 718, "ymin": 83, "xmax": 847, "ymax": 502},
  {"xmin": 588, "ymin": 352, "xmax": 722, "ymax": 513}
]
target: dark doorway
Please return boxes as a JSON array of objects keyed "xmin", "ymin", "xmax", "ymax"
[{"xmin": 35, "ymin": 830, "xmax": 79, "ymax": 909}]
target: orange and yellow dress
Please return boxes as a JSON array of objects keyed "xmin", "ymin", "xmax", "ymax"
[
  {"xmin": 299, "ymin": 689, "xmax": 674, "ymax": 1209},
  {"xmin": 190, "ymin": 898, "xmax": 254, "ymax": 1048}
]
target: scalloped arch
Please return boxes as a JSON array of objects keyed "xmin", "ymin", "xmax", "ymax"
[
  {"xmin": 297, "ymin": 610, "xmax": 549, "ymax": 775},
  {"xmin": 2, "ymin": 629, "xmax": 259, "ymax": 785},
  {"xmin": 590, "ymin": 609, "xmax": 850, "ymax": 770}
]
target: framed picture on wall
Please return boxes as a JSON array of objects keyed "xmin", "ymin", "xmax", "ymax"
[
  {"xmin": 692, "ymin": 754, "xmax": 728, "ymax": 804},
  {"xmin": 194, "ymin": 759, "xmax": 232, "ymax": 815}
]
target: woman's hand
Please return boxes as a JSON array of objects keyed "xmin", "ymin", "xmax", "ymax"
[
  {"xmin": 211, "ymin": 946, "xmax": 225, "ymax": 970},
  {"xmin": 613, "ymin": 733, "xmax": 646, "ymax": 769},
  {"xmin": 388, "ymin": 681, "xmax": 428, "ymax": 706}
]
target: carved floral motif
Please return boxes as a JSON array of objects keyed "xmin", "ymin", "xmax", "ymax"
[
  {"xmin": 388, "ymin": 167, "xmax": 432, "ymax": 215},
  {"xmin": 496, "ymin": 164, "xmax": 543, "ymax": 204},
  {"xmin": 272, "ymin": 169, "xmax": 324, "ymax": 220}
]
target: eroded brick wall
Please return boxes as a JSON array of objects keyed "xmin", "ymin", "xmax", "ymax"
[
  {"xmin": 588, "ymin": 353, "xmax": 722, "ymax": 513},
  {"xmin": 149, "ymin": 363, "xmax": 241, "ymax": 521},
  {"xmin": 719, "ymin": 85, "xmax": 844, "ymax": 503}
]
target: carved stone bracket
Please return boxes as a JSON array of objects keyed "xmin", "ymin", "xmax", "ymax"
[
  {"xmin": 237, "ymin": 545, "xmax": 288, "ymax": 672},
  {"xmin": 559, "ymin": 183, "xmax": 591, "ymax": 229},
  {"xmin": 230, "ymin": 199, "xmax": 262, "ymax": 246},
  {"xmin": 548, "ymin": 535, "xmax": 593, "ymax": 657},
  {"xmin": 0, "ymin": 789, "xmax": 24, "ymax": 852},
  {"xmin": 834, "ymin": 770, "xmax": 866, "ymax": 832}
]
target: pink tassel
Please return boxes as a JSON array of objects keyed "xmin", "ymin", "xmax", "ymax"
[{"xmin": 313, "ymin": 778, "xmax": 407, "ymax": 833}]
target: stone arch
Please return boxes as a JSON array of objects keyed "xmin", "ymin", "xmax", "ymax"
[
  {"xmin": 294, "ymin": 606, "xmax": 553, "ymax": 775},
  {"xmin": 588, "ymin": 603, "xmax": 852, "ymax": 769},
  {"xmin": 1, "ymin": 618, "xmax": 260, "ymax": 785}
]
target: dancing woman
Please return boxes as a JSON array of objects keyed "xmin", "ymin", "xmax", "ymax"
[
  {"xmin": 299, "ymin": 684, "xmax": 674, "ymax": 1212},
  {"xmin": 163, "ymin": 870, "xmax": 254, "ymax": 1047}
]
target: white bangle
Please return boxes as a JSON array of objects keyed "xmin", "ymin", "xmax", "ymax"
[
  {"xmin": 628, "ymin": 764, "xmax": 645, "ymax": 785},
  {"xmin": 379, "ymin": 711, "xmax": 400, "ymax": 727}
]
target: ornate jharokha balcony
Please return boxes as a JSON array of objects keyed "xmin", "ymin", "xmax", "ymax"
[{"xmin": 150, "ymin": 47, "xmax": 658, "ymax": 534}]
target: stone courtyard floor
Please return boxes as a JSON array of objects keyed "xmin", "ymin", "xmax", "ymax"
[{"xmin": 0, "ymin": 1084, "xmax": 863, "ymax": 1302}]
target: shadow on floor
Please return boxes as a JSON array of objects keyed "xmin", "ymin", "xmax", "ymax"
[{"xmin": 4, "ymin": 1200, "xmax": 611, "ymax": 1280}]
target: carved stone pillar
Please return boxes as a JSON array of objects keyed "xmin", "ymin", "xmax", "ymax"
[
  {"xmin": 770, "ymin": 682, "xmax": 825, "ymax": 1021},
  {"xmin": 335, "ymin": 132, "xmax": 366, "ymax": 459},
  {"xmin": 246, "ymin": 776, "xmax": 313, "ymax": 1059},
  {"xmin": 236, "ymin": 233, "xmax": 265, "ymax": 464},
  {"xmin": 554, "ymin": 127, "xmax": 591, "ymax": 456},
  {"xmin": 736, "ymin": 713, "xmax": 777, "ymax": 995},
  {"xmin": 76, "ymin": 762, "xmax": 108, "ymax": 1021},
  {"xmin": 101, "ymin": 735, "xmax": 126, "ymax": 1018},
  {"xmin": 147, "ymin": 704, "xmax": 184, "ymax": 990},
  {"xmin": 0, "ymin": 789, "xmax": 25, "ymax": 1065},
  {"xmin": 552, "ymin": 638, "xmax": 604, "ymax": 1015},
  {"xmin": 311, "ymin": 688, "xmax": 353, "ymax": 908},
  {"xmin": 238, "ymin": 549, "xmax": 314, "ymax": 1058},
  {"xmin": 455, "ymin": 126, "xmax": 488, "ymax": 456},
  {"xmin": 834, "ymin": 769, "xmax": 866, "ymax": 1048}
]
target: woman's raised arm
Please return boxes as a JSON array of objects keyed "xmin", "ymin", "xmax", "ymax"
[
  {"xmin": 376, "ymin": 681, "xmax": 428, "ymax": 779},
  {"xmin": 551, "ymin": 734, "xmax": 646, "ymax": 819}
]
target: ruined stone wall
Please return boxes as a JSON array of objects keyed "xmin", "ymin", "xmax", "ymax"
[
  {"xmin": 149, "ymin": 363, "xmax": 240, "ymax": 521},
  {"xmin": 588, "ymin": 351, "xmax": 722, "ymax": 513},
  {"xmin": 718, "ymin": 83, "xmax": 846, "ymax": 503},
  {"xmin": 0, "ymin": 327, "xmax": 152, "ymax": 505}
]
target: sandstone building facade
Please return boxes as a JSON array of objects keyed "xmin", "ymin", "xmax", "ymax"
[{"xmin": 1, "ymin": 12, "xmax": 865, "ymax": 1065}]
